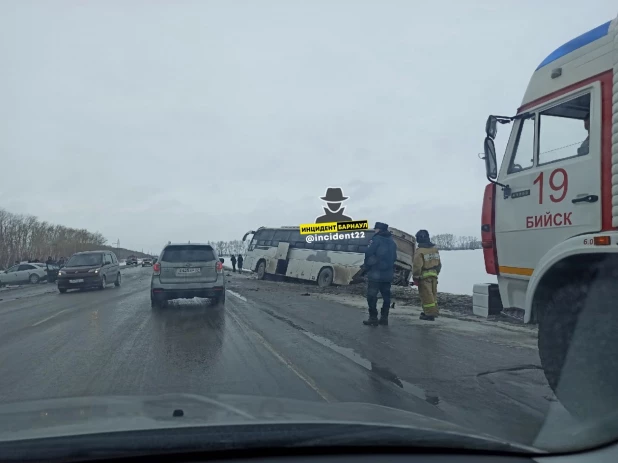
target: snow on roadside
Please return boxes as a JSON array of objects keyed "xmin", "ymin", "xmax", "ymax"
[
  {"xmin": 437, "ymin": 249, "xmax": 497, "ymax": 295},
  {"xmin": 224, "ymin": 249, "xmax": 495, "ymax": 296}
]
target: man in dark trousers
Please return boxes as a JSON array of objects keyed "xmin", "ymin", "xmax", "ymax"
[
  {"xmin": 237, "ymin": 254, "xmax": 244, "ymax": 273},
  {"xmin": 362, "ymin": 222, "xmax": 398, "ymax": 326},
  {"xmin": 230, "ymin": 254, "xmax": 237, "ymax": 272}
]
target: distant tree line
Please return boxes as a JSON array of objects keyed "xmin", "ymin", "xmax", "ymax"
[
  {"xmin": 207, "ymin": 240, "xmax": 248, "ymax": 257},
  {"xmin": 430, "ymin": 234, "xmax": 481, "ymax": 250},
  {"xmin": 0, "ymin": 208, "xmax": 148, "ymax": 269}
]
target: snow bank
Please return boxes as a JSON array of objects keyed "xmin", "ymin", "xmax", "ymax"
[
  {"xmin": 435, "ymin": 249, "xmax": 496, "ymax": 295},
  {"xmin": 221, "ymin": 249, "xmax": 495, "ymax": 296}
]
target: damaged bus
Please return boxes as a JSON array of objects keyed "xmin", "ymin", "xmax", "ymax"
[{"xmin": 241, "ymin": 226, "xmax": 415, "ymax": 287}]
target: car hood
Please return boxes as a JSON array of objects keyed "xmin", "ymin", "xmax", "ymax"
[
  {"xmin": 0, "ymin": 393, "xmax": 538, "ymax": 452},
  {"xmin": 60, "ymin": 265, "xmax": 102, "ymax": 272}
]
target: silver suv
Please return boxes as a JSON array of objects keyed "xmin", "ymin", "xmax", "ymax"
[{"xmin": 150, "ymin": 243, "xmax": 226, "ymax": 309}]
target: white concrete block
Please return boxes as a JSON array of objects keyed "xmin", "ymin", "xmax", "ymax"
[
  {"xmin": 473, "ymin": 283, "xmax": 492, "ymax": 295},
  {"xmin": 473, "ymin": 304, "xmax": 489, "ymax": 318},
  {"xmin": 473, "ymin": 292, "xmax": 489, "ymax": 308}
]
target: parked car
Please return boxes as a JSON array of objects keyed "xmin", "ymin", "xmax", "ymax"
[
  {"xmin": 142, "ymin": 258, "xmax": 153, "ymax": 267},
  {"xmin": 126, "ymin": 255, "xmax": 138, "ymax": 266},
  {"xmin": 150, "ymin": 243, "xmax": 225, "ymax": 309},
  {"xmin": 57, "ymin": 251, "xmax": 121, "ymax": 293},
  {"xmin": 0, "ymin": 263, "xmax": 48, "ymax": 286}
]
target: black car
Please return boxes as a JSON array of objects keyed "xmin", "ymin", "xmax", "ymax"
[
  {"xmin": 126, "ymin": 255, "xmax": 138, "ymax": 266},
  {"xmin": 57, "ymin": 251, "xmax": 121, "ymax": 293}
]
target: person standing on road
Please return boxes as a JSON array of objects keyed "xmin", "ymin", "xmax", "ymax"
[
  {"xmin": 362, "ymin": 222, "xmax": 397, "ymax": 326},
  {"xmin": 230, "ymin": 254, "xmax": 237, "ymax": 272},
  {"xmin": 412, "ymin": 229, "xmax": 442, "ymax": 321},
  {"xmin": 237, "ymin": 254, "xmax": 244, "ymax": 273}
]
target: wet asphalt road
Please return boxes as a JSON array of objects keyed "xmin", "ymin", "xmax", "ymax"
[{"xmin": 0, "ymin": 266, "xmax": 564, "ymax": 446}]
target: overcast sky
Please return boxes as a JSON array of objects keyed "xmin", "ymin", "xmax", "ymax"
[{"xmin": 1, "ymin": 1, "xmax": 615, "ymax": 253}]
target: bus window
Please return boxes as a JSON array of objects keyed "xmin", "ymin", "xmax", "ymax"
[
  {"xmin": 314, "ymin": 242, "xmax": 326, "ymax": 250},
  {"xmin": 357, "ymin": 231, "xmax": 374, "ymax": 245},
  {"xmin": 325, "ymin": 242, "xmax": 335, "ymax": 250},
  {"xmin": 254, "ymin": 229, "xmax": 266, "ymax": 246},
  {"xmin": 260, "ymin": 229, "xmax": 275, "ymax": 247},
  {"xmin": 272, "ymin": 230, "xmax": 291, "ymax": 247},
  {"xmin": 305, "ymin": 242, "xmax": 315, "ymax": 249},
  {"xmin": 288, "ymin": 231, "xmax": 303, "ymax": 248},
  {"xmin": 359, "ymin": 245, "xmax": 368, "ymax": 252},
  {"xmin": 347, "ymin": 244, "xmax": 359, "ymax": 252}
]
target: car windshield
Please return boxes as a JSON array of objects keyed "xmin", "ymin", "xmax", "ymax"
[
  {"xmin": 66, "ymin": 254, "xmax": 102, "ymax": 267},
  {"xmin": 2, "ymin": 1, "xmax": 618, "ymax": 459}
]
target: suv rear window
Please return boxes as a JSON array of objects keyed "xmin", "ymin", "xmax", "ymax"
[{"xmin": 162, "ymin": 245, "xmax": 216, "ymax": 263}]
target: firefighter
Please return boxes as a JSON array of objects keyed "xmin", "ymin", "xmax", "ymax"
[
  {"xmin": 362, "ymin": 222, "xmax": 397, "ymax": 326},
  {"xmin": 412, "ymin": 229, "xmax": 441, "ymax": 321}
]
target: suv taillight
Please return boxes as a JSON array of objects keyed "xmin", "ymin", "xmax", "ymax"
[
  {"xmin": 216, "ymin": 261, "xmax": 223, "ymax": 273},
  {"xmin": 153, "ymin": 262, "xmax": 161, "ymax": 275}
]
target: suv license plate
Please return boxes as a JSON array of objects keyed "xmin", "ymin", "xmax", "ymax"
[
  {"xmin": 176, "ymin": 268, "xmax": 200, "ymax": 276},
  {"xmin": 69, "ymin": 279, "xmax": 84, "ymax": 283}
]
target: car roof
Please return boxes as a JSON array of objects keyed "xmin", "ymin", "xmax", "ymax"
[
  {"xmin": 72, "ymin": 250, "xmax": 109, "ymax": 255},
  {"xmin": 164, "ymin": 242, "xmax": 214, "ymax": 247}
]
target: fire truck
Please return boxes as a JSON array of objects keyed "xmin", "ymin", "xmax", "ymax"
[{"xmin": 479, "ymin": 17, "xmax": 618, "ymax": 420}]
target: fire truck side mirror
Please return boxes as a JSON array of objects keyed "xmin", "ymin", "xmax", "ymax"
[
  {"xmin": 486, "ymin": 115, "xmax": 498, "ymax": 139},
  {"xmin": 484, "ymin": 137, "xmax": 498, "ymax": 180}
]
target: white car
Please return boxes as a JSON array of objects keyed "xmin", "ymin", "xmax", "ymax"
[{"xmin": 0, "ymin": 263, "xmax": 48, "ymax": 286}]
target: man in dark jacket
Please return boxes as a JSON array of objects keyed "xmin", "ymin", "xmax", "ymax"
[
  {"xmin": 237, "ymin": 254, "xmax": 244, "ymax": 273},
  {"xmin": 230, "ymin": 254, "xmax": 237, "ymax": 272},
  {"xmin": 362, "ymin": 222, "xmax": 398, "ymax": 326}
]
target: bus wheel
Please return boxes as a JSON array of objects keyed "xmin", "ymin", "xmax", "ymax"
[
  {"xmin": 256, "ymin": 261, "xmax": 266, "ymax": 280},
  {"xmin": 317, "ymin": 267, "xmax": 333, "ymax": 288},
  {"xmin": 538, "ymin": 263, "xmax": 618, "ymax": 421}
]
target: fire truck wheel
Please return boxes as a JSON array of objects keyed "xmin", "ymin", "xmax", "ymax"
[{"xmin": 538, "ymin": 261, "xmax": 618, "ymax": 421}]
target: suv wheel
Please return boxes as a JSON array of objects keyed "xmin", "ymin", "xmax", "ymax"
[
  {"xmin": 29, "ymin": 274, "xmax": 40, "ymax": 284},
  {"xmin": 115, "ymin": 273, "xmax": 121, "ymax": 287},
  {"xmin": 58, "ymin": 288, "xmax": 67, "ymax": 294},
  {"xmin": 99, "ymin": 275, "xmax": 106, "ymax": 290}
]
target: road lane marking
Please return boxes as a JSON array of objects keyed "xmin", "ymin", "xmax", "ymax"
[
  {"xmin": 31, "ymin": 309, "xmax": 69, "ymax": 327},
  {"xmin": 226, "ymin": 294, "xmax": 332, "ymax": 402},
  {"xmin": 226, "ymin": 289, "xmax": 247, "ymax": 302}
]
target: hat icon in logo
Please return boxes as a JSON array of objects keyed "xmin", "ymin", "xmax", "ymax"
[
  {"xmin": 320, "ymin": 187, "xmax": 349, "ymax": 202},
  {"xmin": 316, "ymin": 187, "xmax": 353, "ymax": 223}
]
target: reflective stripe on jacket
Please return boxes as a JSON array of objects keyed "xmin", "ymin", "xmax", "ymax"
[{"xmin": 412, "ymin": 244, "xmax": 441, "ymax": 280}]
